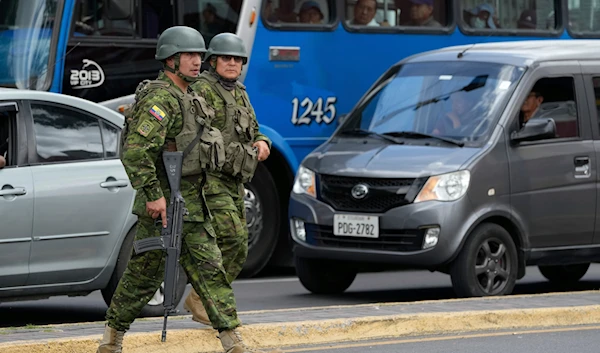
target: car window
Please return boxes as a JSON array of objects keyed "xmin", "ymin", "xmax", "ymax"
[
  {"xmin": 31, "ymin": 103, "xmax": 104, "ymax": 163},
  {"xmin": 518, "ymin": 77, "xmax": 578, "ymax": 140},
  {"xmin": 101, "ymin": 121, "xmax": 120, "ymax": 158}
]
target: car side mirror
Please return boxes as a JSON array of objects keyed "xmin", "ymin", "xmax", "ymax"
[
  {"xmin": 337, "ymin": 114, "xmax": 347, "ymax": 126},
  {"xmin": 510, "ymin": 118, "xmax": 556, "ymax": 143}
]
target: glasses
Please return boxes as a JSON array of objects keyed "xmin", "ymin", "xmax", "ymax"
[{"xmin": 220, "ymin": 55, "xmax": 243, "ymax": 63}]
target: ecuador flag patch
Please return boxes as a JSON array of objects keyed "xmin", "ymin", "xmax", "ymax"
[{"xmin": 149, "ymin": 105, "xmax": 166, "ymax": 121}]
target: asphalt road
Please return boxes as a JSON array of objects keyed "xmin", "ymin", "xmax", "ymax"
[
  {"xmin": 284, "ymin": 325, "xmax": 600, "ymax": 353},
  {"xmin": 1, "ymin": 264, "xmax": 600, "ymax": 327}
]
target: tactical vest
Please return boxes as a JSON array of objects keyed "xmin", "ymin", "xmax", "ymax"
[
  {"xmin": 198, "ymin": 73, "xmax": 258, "ymax": 183},
  {"xmin": 122, "ymin": 79, "xmax": 225, "ymax": 177}
]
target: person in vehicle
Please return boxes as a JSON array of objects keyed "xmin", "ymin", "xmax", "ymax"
[
  {"xmin": 298, "ymin": 0, "xmax": 325, "ymax": 24},
  {"xmin": 404, "ymin": 0, "xmax": 442, "ymax": 27},
  {"xmin": 432, "ymin": 90, "xmax": 473, "ymax": 136},
  {"xmin": 520, "ymin": 87, "xmax": 544, "ymax": 126},
  {"xmin": 464, "ymin": 3, "xmax": 499, "ymax": 29},
  {"xmin": 347, "ymin": 0, "xmax": 379, "ymax": 26}
]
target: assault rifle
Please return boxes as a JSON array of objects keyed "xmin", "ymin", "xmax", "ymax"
[{"xmin": 132, "ymin": 151, "xmax": 187, "ymax": 342}]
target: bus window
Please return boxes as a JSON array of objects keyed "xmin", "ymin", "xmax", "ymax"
[
  {"xmin": 181, "ymin": 0, "xmax": 241, "ymax": 44},
  {"xmin": 567, "ymin": 0, "xmax": 600, "ymax": 34},
  {"xmin": 140, "ymin": 0, "xmax": 175, "ymax": 39},
  {"xmin": 71, "ymin": 0, "xmax": 136, "ymax": 37},
  {"xmin": 345, "ymin": 0, "xmax": 397, "ymax": 27},
  {"xmin": 395, "ymin": 0, "xmax": 449, "ymax": 27},
  {"xmin": 459, "ymin": 0, "xmax": 559, "ymax": 32},
  {"xmin": 263, "ymin": 0, "xmax": 336, "ymax": 26}
]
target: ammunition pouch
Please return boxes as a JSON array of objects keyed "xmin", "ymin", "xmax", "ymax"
[{"xmin": 222, "ymin": 142, "xmax": 258, "ymax": 183}]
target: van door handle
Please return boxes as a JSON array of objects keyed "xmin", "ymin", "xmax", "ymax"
[
  {"xmin": 100, "ymin": 180, "xmax": 129, "ymax": 188},
  {"xmin": 0, "ymin": 187, "xmax": 26, "ymax": 196},
  {"xmin": 574, "ymin": 156, "xmax": 590, "ymax": 178}
]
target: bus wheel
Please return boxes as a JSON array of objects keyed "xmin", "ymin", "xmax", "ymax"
[{"xmin": 241, "ymin": 163, "xmax": 280, "ymax": 277}]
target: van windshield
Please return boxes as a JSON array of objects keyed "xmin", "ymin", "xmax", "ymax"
[{"xmin": 339, "ymin": 61, "xmax": 525, "ymax": 146}]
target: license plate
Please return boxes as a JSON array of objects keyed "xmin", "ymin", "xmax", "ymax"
[{"xmin": 333, "ymin": 214, "xmax": 379, "ymax": 238}]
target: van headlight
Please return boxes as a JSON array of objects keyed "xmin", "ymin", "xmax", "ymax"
[
  {"xmin": 415, "ymin": 170, "xmax": 470, "ymax": 203},
  {"xmin": 292, "ymin": 165, "xmax": 316, "ymax": 198}
]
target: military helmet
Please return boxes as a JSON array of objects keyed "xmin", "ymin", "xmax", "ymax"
[
  {"xmin": 205, "ymin": 33, "xmax": 248, "ymax": 64},
  {"xmin": 155, "ymin": 26, "xmax": 207, "ymax": 61}
]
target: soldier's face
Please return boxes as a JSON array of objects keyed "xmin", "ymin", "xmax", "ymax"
[
  {"xmin": 216, "ymin": 55, "xmax": 243, "ymax": 80},
  {"xmin": 178, "ymin": 52, "xmax": 202, "ymax": 78}
]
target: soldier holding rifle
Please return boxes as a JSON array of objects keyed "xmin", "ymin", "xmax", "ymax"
[{"xmin": 96, "ymin": 26, "xmax": 282, "ymax": 353}]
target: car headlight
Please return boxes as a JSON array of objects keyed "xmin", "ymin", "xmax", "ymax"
[
  {"xmin": 292, "ymin": 165, "xmax": 316, "ymax": 198},
  {"xmin": 415, "ymin": 170, "xmax": 470, "ymax": 203}
]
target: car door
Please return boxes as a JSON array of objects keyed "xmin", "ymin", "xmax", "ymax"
[
  {"xmin": 0, "ymin": 101, "xmax": 33, "ymax": 288},
  {"xmin": 507, "ymin": 65, "xmax": 596, "ymax": 249},
  {"xmin": 25, "ymin": 100, "xmax": 134, "ymax": 286},
  {"xmin": 581, "ymin": 62, "xmax": 600, "ymax": 245}
]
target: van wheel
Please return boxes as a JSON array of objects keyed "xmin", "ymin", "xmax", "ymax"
[
  {"xmin": 101, "ymin": 225, "xmax": 188, "ymax": 317},
  {"xmin": 538, "ymin": 263, "xmax": 590, "ymax": 285},
  {"xmin": 295, "ymin": 256, "xmax": 357, "ymax": 294},
  {"xmin": 450, "ymin": 223, "xmax": 518, "ymax": 298},
  {"xmin": 240, "ymin": 163, "xmax": 280, "ymax": 278}
]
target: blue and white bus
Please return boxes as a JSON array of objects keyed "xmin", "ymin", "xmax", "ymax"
[{"xmin": 0, "ymin": 0, "xmax": 597, "ymax": 277}]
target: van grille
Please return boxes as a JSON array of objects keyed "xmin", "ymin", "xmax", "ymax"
[
  {"xmin": 305, "ymin": 224, "xmax": 423, "ymax": 252},
  {"xmin": 319, "ymin": 174, "xmax": 415, "ymax": 213}
]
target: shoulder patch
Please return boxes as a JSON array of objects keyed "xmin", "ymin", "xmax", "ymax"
[
  {"xmin": 137, "ymin": 119, "xmax": 155, "ymax": 137},
  {"xmin": 149, "ymin": 104, "xmax": 167, "ymax": 121}
]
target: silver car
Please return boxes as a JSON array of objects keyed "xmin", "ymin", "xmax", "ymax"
[{"xmin": 0, "ymin": 88, "xmax": 186, "ymax": 315}]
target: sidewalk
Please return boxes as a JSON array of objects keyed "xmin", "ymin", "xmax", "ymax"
[{"xmin": 2, "ymin": 290, "xmax": 600, "ymax": 353}]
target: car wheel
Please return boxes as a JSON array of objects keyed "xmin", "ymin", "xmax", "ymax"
[
  {"xmin": 538, "ymin": 263, "xmax": 590, "ymax": 286},
  {"xmin": 295, "ymin": 256, "xmax": 357, "ymax": 294},
  {"xmin": 239, "ymin": 163, "xmax": 280, "ymax": 278},
  {"xmin": 450, "ymin": 223, "xmax": 518, "ymax": 298},
  {"xmin": 101, "ymin": 225, "xmax": 187, "ymax": 317}
]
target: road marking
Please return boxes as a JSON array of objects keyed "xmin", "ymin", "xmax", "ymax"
[
  {"xmin": 233, "ymin": 277, "xmax": 300, "ymax": 284},
  {"xmin": 283, "ymin": 325, "xmax": 600, "ymax": 352}
]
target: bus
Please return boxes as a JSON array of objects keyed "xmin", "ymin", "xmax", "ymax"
[{"xmin": 1, "ymin": 0, "xmax": 598, "ymax": 278}]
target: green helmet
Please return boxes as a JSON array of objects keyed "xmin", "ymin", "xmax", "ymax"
[
  {"xmin": 155, "ymin": 26, "xmax": 207, "ymax": 61},
  {"xmin": 206, "ymin": 33, "xmax": 248, "ymax": 65}
]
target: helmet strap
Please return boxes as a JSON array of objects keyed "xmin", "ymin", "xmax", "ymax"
[{"xmin": 164, "ymin": 53, "xmax": 199, "ymax": 83}]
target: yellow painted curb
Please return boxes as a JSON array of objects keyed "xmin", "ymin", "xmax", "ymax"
[{"xmin": 2, "ymin": 305, "xmax": 600, "ymax": 353}]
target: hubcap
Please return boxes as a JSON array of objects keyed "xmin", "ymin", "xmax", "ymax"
[
  {"xmin": 474, "ymin": 238, "xmax": 510, "ymax": 295},
  {"xmin": 244, "ymin": 186, "xmax": 263, "ymax": 250}
]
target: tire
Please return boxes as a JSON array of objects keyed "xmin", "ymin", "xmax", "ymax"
[
  {"xmin": 450, "ymin": 223, "xmax": 518, "ymax": 298},
  {"xmin": 295, "ymin": 256, "xmax": 357, "ymax": 294},
  {"xmin": 239, "ymin": 163, "xmax": 280, "ymax": 278},
  {"xmin": 101, "ymin": 225, "xmax": 188, "ymax": 317},
  {"xmin": 538, "ymin": 263, "xmax": 590, "ymax": 286}
]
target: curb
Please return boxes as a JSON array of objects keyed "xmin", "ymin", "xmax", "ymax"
[{"xmin": 2, "ymin": 304, "xmax": 600, "ymax": 353}]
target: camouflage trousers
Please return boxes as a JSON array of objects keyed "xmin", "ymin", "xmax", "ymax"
[
  {"xmin": 105, "ymin": 217, "xmax": 241, "ymax": 331},
  {"xmin": 204, "ymin": 172, "xmax": 248, "ymax": 283}
]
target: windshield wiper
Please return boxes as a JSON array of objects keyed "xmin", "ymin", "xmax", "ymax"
[
  {"xmin": 383, "ymin": 131, "xmax": 465, "ymax": 147},
  {"xmin": 340, "ymin": 128, "xmax": 404, "ymax": 144}
]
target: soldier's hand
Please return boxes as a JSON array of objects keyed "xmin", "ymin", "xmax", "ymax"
[
  {"xmin": 253, "ymin": 141, "xmax": 270, "ymax": 162},
  {"xmin": 147, "ymin": 197, "xmax": 168, "ymax": 228}
]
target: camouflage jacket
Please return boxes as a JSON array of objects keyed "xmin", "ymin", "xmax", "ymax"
[{"xmin": 121, "ymin": 71, "xmax": 208, "ymax": 222}]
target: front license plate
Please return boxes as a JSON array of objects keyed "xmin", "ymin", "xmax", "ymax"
[{"xmin": 333, "ymin": 214, "xmax": 379, "ymax": 238}]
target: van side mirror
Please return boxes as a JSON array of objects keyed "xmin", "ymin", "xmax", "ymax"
[
  {"xmin": 510, "ymin": 118, "xmax": 556, "ymax": 143},
  {"xmin": 337, "ymin": 114, "xmax": 347, "ymax": 126}
]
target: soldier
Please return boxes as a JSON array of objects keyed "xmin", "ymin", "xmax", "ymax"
[
  {"xmin": 97, "ymin": 26, "xmax": 281, "ymax": 353},
  {"xmin": 183, "ymin": 33, "xmax": 272, "ymax": 327}
]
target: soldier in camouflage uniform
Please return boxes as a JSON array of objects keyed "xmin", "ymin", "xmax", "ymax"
[
  {"xmin": 97, "ymin": 26, "xmax": 282, "ymax": 353},
  {"xmin": 182, "ymin": 33, "xmax": 272, "ymax": 327}
]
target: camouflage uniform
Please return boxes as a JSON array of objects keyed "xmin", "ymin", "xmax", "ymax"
[
  {"xmin": 104, "ymin": 70, "xmax": 241, "ymax": 334},
  {"xmin": 97, "ymin": 26, "xmax": 251, "ymax": 353},
  {"xmin": 183, "ymin": 33, "xmax": 272, "ymax": 325}
]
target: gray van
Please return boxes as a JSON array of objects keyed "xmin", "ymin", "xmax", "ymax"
[{"xmin": 288, "ymin": 40, "xmax": 600, "ymax": 298}]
